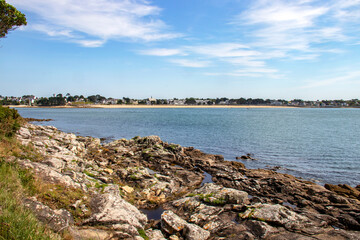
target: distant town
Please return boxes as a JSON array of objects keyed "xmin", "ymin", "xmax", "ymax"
[{"xmin": 1, "ymin": 94, "xmax": 359, "ymax": 107}]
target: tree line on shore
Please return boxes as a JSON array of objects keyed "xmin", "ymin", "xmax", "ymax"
[{"xmin": 1, "ymin": 94, "xmax": 359, "ymax": 107}]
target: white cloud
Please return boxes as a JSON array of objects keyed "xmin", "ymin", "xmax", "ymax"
[
  {"xmin": 187, "ymin": 43, "xmax": 258, "ymax": 58},
  {"xmin": 224, "ymin": 58, "xmax": 266, "ymax": 67},
  {"xmin": 206, "ymin": 67, "xmax": 280, "ymax": 78},
  {"xmin": 9, "ymin": 0, "xmax": 179, "ymax": 47},
  {"xmin": 139, "ymin": 48, "xmax": 184, "ymax": 56},
  {"xmin": 73, "ymin": 39, "xmax": 106, "ymax": 48},
  {"xmin": 232, "ymin": 0, "xmax": 356, "ymax": 56},
  {"xmin": 235, "ymin": 68, "xmax": 278, "ymax": 74},
  {"xmin": 170, "ymin": 59, "xmax": 210, "ymax": 68}
]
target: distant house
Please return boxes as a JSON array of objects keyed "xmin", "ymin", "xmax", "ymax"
[
  {"xmin": 172, "ymin": 99, "xmax": 185, "ymax": 105},
  {"xmin": 147, "ymin": 97, "xmax": 156, "ymax": 105},
  {"xmin": 195, "ymin": 100, "xmax": 209, "ymax": 105},
  {"xmin": 105, "ymin": 98, "xmax": 117, "ymax": 105},
  {"xmin": 270, "ymin": 100, "xmax": 282, "ymax": 106}
]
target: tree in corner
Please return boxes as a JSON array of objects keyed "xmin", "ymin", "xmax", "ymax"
[{"xmin": 0, "ymin": 0, "xmax": 27, "ymax": 38}]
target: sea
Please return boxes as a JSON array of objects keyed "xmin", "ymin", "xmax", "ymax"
[{"xmin": 16, "ymin": 107, "xmax": 360, "ymax": 187}]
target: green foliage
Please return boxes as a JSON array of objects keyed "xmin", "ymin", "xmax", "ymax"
[
  {"xmin": 36, "ymin": 96, "xmax": 66, "ymax": 106},
  {"xmin": 0, "ymin": 0, "xmax": 27, "ymax": 38},
  {"xmin": 185, "ymin": 97, "xmax": 197, "ymax": 105},
  {"xmin": 0, "ymin": 106, "xmax": 22, "ymax": 139},
  {"xmin": 87, "ymin": 94, "xmax": 106, "ymax": 103}
]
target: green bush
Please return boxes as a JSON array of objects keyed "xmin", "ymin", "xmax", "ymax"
[{"xmin": 0, "ymin": 106, "xmax": 22, "ymax": 139}]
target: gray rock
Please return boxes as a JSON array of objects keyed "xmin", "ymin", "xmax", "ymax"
[
  {"xmin": 24, "ymin": 197, "xmax": 73, "ymax": 232},
  {"xmin": 146, "ymin": 229, "xmax": 167, "ymax": 240},
  {"xmin": 18, "ymin": 126, "xmax": 31, "ymax": 139},
  {"xmin": 84, "ymin": 185, "xmax": 147, "ymax": 236},
  {"xmin": 161, "ymin": 210, "xmax": 187, "ymax": 234},
  {"xmin": 18, "ymin": 159, "xmax": 81, "ymax": 188},
  {"xmin": 69, "ymin": 227, "xmax": 113, "ymax": 240},
  {"xmin": 194, "ymin": 183, "xmax": 249, "ymax": 205},
  {"xmin": 240, "ymin": 203, "xmax": 311, "ymax": 230},
  {"xmin": 43, "ymin": 157, "xmax": 66, "ymax": 169},
  {"xmin": 183, "ymin": 223, "xmax": 210, "ymax": 240},
  {"xmin": 245, "ymin": 220, "xmax": 278, "ymax": 238}
]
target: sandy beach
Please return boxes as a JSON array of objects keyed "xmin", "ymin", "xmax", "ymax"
[{"xmin": 8, "ymin": 104, "xmax": 295, "ymax": 109}]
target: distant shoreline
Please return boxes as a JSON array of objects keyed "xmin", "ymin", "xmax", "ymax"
[
  {"xmin": 8, "ymin": 104, "xmax": 298, "ymax": 109},
  {"xmin": 7, "ymin": 104, "xmax": 360, "ymax": 109}
]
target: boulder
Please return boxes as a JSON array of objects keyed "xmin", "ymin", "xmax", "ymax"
[
  {"xmin": 161, "ymin": 210, "xmax": 187, "ymax": 234},
  {"xmin": 183, "ymin": 223, "xmax": 210, "ymax": 240},
  {"xmin": 84, "ymin": 185, "xmax": 147, "ymax": 236},
  {"xmin": 195, "ymin": 183, "xmax": 249, "ymax": 205},
  {"xmin": 245, "ymin": 220, "xmax": 279, "ymax": 238},
  {"xmin": 18, "ymin": 159, "xmax": 81, "ymax": 188},
  {"xmin": 24, "ymin": 197, "xmax": 73, "ymax": 232},
  {"xmin": 43, "ymin": 158, "xmax": 66, "ymax": 170},
  {"xmin": 240, "ymin": 203, "xmax": 311, "ymax": 230},
  {"xmin": 146, "ymin": 229, "xmax": 166, "ymax": 240}
]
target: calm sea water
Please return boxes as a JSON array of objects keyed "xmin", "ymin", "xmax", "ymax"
[{"xmin": 16, "ymin": 107, "xmax": 360, "ymax": 186}]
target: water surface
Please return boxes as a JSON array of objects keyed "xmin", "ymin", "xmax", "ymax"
[{"xmin": 17, "ymin": 107, "xmax": 360, "ymax": 186}]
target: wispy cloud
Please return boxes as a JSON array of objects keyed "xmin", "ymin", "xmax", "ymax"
[
  {"xmin": 232, "ymin": 0, "xmax": 359, "ymax": 56},
  {"xmin": 206, "ymin": 67, "xmax": 281, "ymax": 78},
  {"xmin": 186, "ymin": 43, "xmax": 258, "ymax": 58},
  {"xmin": 9, "ymin": 0, "xmax": 180, "ymax": 47},
  {"xmin": 138, "ymin": 48, "xmax": 184, "ymax": 56},
  {"xmin": 170, "ymin": 59, "xmax": 210, "ymax": 68}
]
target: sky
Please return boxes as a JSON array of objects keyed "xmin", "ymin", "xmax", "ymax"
[{"xmin": 1, "ymin": 0, "xmax": 360, "ymax": 100}]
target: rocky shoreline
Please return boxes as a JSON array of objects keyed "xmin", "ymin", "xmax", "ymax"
[{"xmin": 10, "ymin": 123, "xmax": 360, "ymax": 239}]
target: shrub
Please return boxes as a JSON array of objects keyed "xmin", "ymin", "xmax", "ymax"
[{"xmin": 0, "ymin": 106, "xmax": 22, "ymax": 139}]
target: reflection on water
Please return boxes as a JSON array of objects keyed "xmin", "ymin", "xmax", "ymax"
[
  {"xmin": 140, "ymin": 206, "xmax": 165, "ymax": 220},
  {"xmin": 201, "ymin": 172, "xmax": 214, "ymax": 186}
]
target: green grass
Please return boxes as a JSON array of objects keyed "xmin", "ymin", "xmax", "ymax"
[
  {"xmin": 84, "ymin": 170, "xmax": 96, "ymax": 178},
  {"xmin": 0, "ymin": 162, "xmax": 58, "ymax": 240},
  {"xmin": 137, "ymin": 228, "xmax": 149, "ymax": 240}
]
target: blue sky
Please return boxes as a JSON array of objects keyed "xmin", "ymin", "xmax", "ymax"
[{"xmin": 1, "ymin": 0, "xmax": 360, "ymax": 100}]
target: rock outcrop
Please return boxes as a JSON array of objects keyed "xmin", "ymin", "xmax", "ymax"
[{"xmin": 13, "ymin": 123, "xmax": 360, "ymax": 239}]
